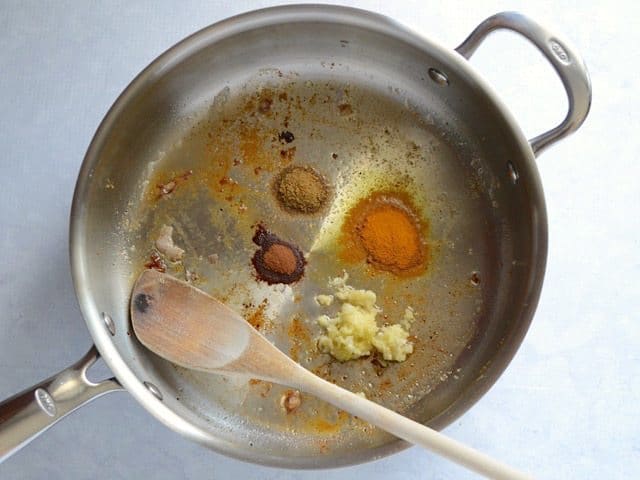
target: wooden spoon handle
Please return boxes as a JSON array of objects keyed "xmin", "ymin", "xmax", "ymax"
[{"xmin": 297, "ymin": 372, "xmax": 533, "ymax": 480}]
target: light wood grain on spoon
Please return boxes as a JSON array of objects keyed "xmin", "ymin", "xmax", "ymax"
[{"xmin": 131, "ymin": 270, "xmax": 532, "ymax": 480}]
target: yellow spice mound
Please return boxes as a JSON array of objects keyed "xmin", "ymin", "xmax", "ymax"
[{"xmin": 316, "ymin": 273, "xmax": 414, "ymax": 362}]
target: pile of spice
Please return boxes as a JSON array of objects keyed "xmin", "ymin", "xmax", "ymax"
[
  {"xmin": 341, "ymin": 191, "xmax": 427, "ymax": 276},
  {"xmin": 274, "ymin": 165, "xmax": 329, "ymax": 214},
  {"xmin": 252, "ymin": 225, "xmax": 305, "ymax": 284}
]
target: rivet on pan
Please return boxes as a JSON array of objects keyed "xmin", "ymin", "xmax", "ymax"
[
  {"xmin": 144, "ymin": 381, "xmax": 163, "ymax": 400},
  {"xmin": 428, "ymin": 68, "xmax": 449, "ymax": 86},
  {"xmin": 507, "ymin": 161, "xmax": 519, "ymax": 184},
  {"xmin": 102, "ymin": 312, "xmax": 115, "ymax": 336}
]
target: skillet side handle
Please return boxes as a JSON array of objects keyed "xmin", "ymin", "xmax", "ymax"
[
  {"xmin": 455, "ymin": 11, "xmax": 592, "ymax": 157},
  {"xmin": 0, "ymin": 346, "xmax": 122, "ymax": 463}
]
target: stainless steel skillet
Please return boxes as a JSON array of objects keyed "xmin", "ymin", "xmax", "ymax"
[{"xmin": 0, "ymin": 5, "xmax": 590, "ymax": 469}]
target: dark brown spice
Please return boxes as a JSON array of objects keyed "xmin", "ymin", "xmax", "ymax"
[
  {"xmin": 218, "ymin": 176, "xmax": 238, "ymax": 186},
  {"xmin": 145, "ymin": 252, "xmax": 166, "ymax": 272},
  {"xmin": 278, "ymin": 131, "xmax": 295, "ymax": 143},
  {"xmin": 338, "ymin": 103, "xmax": 353, "ymax": 115},
  {"xmin": 249, "ymin": 378, "xmax": 272, "ymax": 398},
  {"xmin": 251, "ymin": 225, "xmax": 305, "ymax": 284},
  {"xmin": 246, "ymin": 299, "xmax": 269, "ymax": 330}
]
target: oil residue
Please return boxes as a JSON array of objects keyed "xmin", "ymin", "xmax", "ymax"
[{"xmin": 129, "ymin": 73, "xmax": 486, "ymax": 448}]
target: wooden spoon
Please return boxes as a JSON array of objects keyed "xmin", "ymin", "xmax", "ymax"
[{"xmin": 131, "ymin": 269, "xmax": 532, "ymax": 480}]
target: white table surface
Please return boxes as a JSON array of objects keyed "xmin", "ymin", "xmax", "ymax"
[{"xmin": 1, "ymin": 1, "xmax": 638, "ymax": 478}]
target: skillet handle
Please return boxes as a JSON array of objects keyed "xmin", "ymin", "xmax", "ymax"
[
  {"xmin": 0, "ymin": 346, "xmax": 122, "ymax": 463},
  {"xmin": 455, "ymin": 11, "xmax": 592, "ymax": 156}
]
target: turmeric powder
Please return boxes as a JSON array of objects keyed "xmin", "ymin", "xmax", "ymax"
[
  {"xmin": 358, "ymin": 204, "xmax": 421, "ymax": 270},
  {"xmin": 340, "ymin": 191, "xmax": 427, "ymax": 276}
]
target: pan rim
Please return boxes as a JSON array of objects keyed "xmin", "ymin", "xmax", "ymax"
[{"xmin": 69, "ymin": 3, "xmax": 547, "ymax": 469}]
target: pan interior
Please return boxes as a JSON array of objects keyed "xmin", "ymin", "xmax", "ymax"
[{"xmin": 75, "ymin": 9, "xmax": 545, "ymax": 467}]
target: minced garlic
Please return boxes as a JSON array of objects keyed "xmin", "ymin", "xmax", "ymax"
[
  {"xmin": 372, "ymin": 324, "xmax": 412, "ymax": 361},
  {"xmin": 316, "ymin": 272, "xmax": 414, "ymax": 362},
  {"xmin": 402, "ymin": 306, "xmax": 416, "ymax": 329},
  {"xmin": 314, "ymin": 294, "xmax": 334, "ymax": 306},
  {"xmin": 155, "ymin": 225, "xmax": 184, "ymax": 261}
]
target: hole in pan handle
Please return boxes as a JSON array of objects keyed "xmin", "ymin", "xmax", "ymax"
[
  {"xmin": 0, "ymin": 345, "xmax": 123, "ymax": 463},
  {"xmin": 455, "ymin": 11, "xmax": 592, "ymax": 157}
]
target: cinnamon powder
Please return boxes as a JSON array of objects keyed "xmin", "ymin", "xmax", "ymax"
[{"xmin": 251, "ymin": 225, "xmax": 305, "ymax": 284}]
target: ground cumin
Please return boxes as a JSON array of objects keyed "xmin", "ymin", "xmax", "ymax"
[
  {"xmin": 274, "ymin": 165, "xmax": 328, "ymax": 213},
  {"xmin": 341, "ymin": 191, "xmax": 427, "ymax": 276}
]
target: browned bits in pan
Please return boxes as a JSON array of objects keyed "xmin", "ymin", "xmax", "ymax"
[
  {"xmin": 287, "ymin": 317, "xmax": 312, "ymax": 363},
  {"xmin": 145, "ymin": 252, "xmax": 166, "ymax": 272},
  {"xmin": 159, "ymin": 180, "xmax": 176, "ymax": 196},
  {"xmin": 278, "ymin": 130, "xmax": 295, "ymax": 143},
  {"xmin": 371, "ymin": 353, "xmax": 389, "ymax": 376},
  {"xmin": 263, "ymin": 245, "xmax": 297, "ymax": 275},
  {"xmin": 156, "ymin": 170, "xmax": 193, "ymax": 199},
  {"xmin": 338, "ymin": 103, "xmax": 353, "ymax": 115},
  {"xmin": 258, "ymin": 97, "xmax": 272, "ymax": 114},
  {"xmin": 281, "ymin": 390, "xmax": 301, "ymax": 413},
  {"xmin": 279, "ymin": 146, "xmax": 296, "ymax": 163}
]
